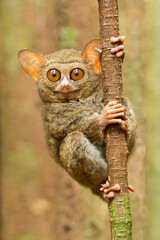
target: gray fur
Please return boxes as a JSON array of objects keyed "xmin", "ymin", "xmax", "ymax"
[{"xmin": 19, "ymin": 48, "xmax": 136, "ymax": 196}]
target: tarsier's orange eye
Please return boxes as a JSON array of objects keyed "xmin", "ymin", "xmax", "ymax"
[
  {"xmin": 47, "ymin": 68, "xmax": 61, "ymax": 82},
  {"xmin": 70, "ymin": 68, "xmax": 84, "ymax": 81}
]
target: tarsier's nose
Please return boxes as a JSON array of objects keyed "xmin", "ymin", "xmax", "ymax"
[{"xmin": 60, "ymin": 77, "xmax": 70, "ymax": 90}]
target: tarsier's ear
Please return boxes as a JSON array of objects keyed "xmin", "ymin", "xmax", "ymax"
[
  {"xmin": 81, "ymin": 39, "xmax": 102, "ymax": 75},
  {"xmin": 18, "ymin": 49, "xmax": 45, "ymax": 83}
]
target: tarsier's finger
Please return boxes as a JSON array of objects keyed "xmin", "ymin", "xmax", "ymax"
[
  {"xmin": 106, "ymin": 101, "xmax": 117, "ymax": 107},
  {"xmin": 107, "ymin": 119, "xmax": 123, "ymax": 125},
  {"xmin": 110, "ymin": 36, "xmax": 126, "ymax": 44},
  {"xmin": 107, "ymin": 112, "xmax": 127, "ymax": 120},
  {"xmin": 111, "ymin": 45, "xmax": 124, "ymax": 54},
  {"xmin": 104, "ymin": 103, "xmax": 127, "ymax": 111},
  {"xmin": 118, "ymin": 120, "xmax": 128, "ymax": 130},
  {"xmin": 116, "ymin": 50, "xmax": 125, "ymax": 58},
  {"xmin": 105, "ymin": 107, "xmax": 127, "ymax": 115},
  {"xmin": 107, "ymin": 119, "xmax": 129, "ymax": 134}
]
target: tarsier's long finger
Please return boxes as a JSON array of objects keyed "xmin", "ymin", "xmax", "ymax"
[
  {"xmin": 101, "ymin": 119, "xmax": 128, "ymax": 139},
  {"xmin": 104, "ymin": 102, "xmax": 127, "ymax": 110},
  {"xmin": 118, "ymin": 120, "xmax": 129, "ymax": 135},
  {"xmin": 107, "ymin": 119, "xmax": 129, "ymax": 135},
  {"xmin": 106, "ymin": 101, "xmax": 117, "ymax": 107},
  {"xmin": 111, "ymin": 45, "xmax": 125, "ymax": 59},
  {"xmin": 107, "ymin": 112, "xmax": 127, "ymax": 120},
  {"xmin": 116, "ymin": 50, "xmax": 125, "ymax": 58},
  {"xmin": 111, "ymin": 45, "xmax": 124, "ymax": 54},
  {"xmin": 104, "ymin": 104, "xmax": 127, "ymax": 111},
  {"xmin": 110, "ymin": 36, "xmax": 126, "ymax": 44},
  {"xmin": 104, "ymin": 107, "xmax": 127, "ymax": 116}
]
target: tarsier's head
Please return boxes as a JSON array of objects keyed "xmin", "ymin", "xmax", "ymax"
[{"xmin": 18, "ymin": 39, "xmax": 102, "ymax": 102}]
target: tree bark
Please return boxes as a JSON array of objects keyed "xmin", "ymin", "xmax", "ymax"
[{"xmin": 98, "ymin": 0, "xmax": 132, "ymax": 239}]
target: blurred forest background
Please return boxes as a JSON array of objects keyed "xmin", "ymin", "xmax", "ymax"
[{"xmin": 0, "ymin": 0, "xmax": 160, "ymax": 239}]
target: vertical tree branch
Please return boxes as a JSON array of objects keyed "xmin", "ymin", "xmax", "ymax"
[{"xmin": 98, "ymin": 0, "xmax": 132, "ymax": 239}]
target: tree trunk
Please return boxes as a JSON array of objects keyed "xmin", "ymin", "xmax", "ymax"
[{"xmin": 98, "ymin": 0, "xmax": 132, "ymax": 239}]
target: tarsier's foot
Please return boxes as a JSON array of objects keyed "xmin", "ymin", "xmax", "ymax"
[
  {"xmin": 100, "ymin": 181, "xmax": 120, "ymax": 199},
  {"xmin": 100, "ymin": 181, "xmax": 134, "ymax": 200},
  {"xmin": 99, "ymin": 101, "xmax": 129, "ymax": 138},
  {"xmin": 110, "ymin": 36, "xmax": 125, "ymax": 60}
]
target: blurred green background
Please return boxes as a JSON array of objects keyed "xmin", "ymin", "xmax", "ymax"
[{"xmin": 0, "ymin": 0, "xmax": 160, "ymax": 239}]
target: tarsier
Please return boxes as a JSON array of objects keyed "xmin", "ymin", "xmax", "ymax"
[{"xmin": 18, "ymin": 36, "xmax": 136, "ymax": 200}]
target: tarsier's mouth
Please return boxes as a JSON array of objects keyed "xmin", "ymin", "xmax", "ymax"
[{"xmin": 53, "ymin": 89, "xmax": 79, "ymax": 95}]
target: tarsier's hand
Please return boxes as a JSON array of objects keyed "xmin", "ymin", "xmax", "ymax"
[
  {"xmin": 98, "ymin": 101, "xmax": 129, "ymax": 136},
  {"xmin": 110, "ymin": 36, "xmax": 125, "ymax": 60}
]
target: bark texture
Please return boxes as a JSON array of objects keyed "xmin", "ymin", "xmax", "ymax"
[{"xmin": 98, "ymin": 0, "xmax": 132, "ymax": 239}]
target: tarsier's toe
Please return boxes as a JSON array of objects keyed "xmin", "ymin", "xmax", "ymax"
[
  {"xmin": 128, "ymin": 185, "xmax": 135, "ymax": 192},
  {"xmin": 100, "ymin": 180, "xmax": 110, "ymax": 191},
  {"xmin": 100, "ymin": 181, "xmax": 121, "ymax": 200},
  {"xmin": 103, "ymin": 191, "xmax": 115, "ymax": 199}
]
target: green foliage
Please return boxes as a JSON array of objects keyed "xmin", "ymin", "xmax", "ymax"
[
  {"xmin": 109, "ymin": 194, "xmax": 132, "ymax": 239},
  {"xmin": 0, "ymin": 0, "xmax": 34, "ymax": 77},
  {"xmin": 59, "ymin": 26, "xmax": 77, "ymax": 49},
  {"xmin": 145, "ymin": 1, "xmax": 160, "ymax": 239},
  {"xmin": 14, "ymin": 231, "xmax": 46, "ymax": 240}
]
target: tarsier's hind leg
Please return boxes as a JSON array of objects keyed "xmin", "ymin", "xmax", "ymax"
[{"xmin": 59, "ymin": 131, "xmax": 108, "ymax": 192}]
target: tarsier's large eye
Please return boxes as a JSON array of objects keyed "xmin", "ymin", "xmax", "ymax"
[
  {"xmin": 47, "ymin": 68, "xmax": 61, "ymax": 82},
  {"xmin": 70, "ymin": 68, "xmax": 84, "ymax": 81}
]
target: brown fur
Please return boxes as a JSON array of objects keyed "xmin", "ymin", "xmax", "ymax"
[{"xmin": 18, "ymin": 41, "xmax": 136, "ymax": 195}]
